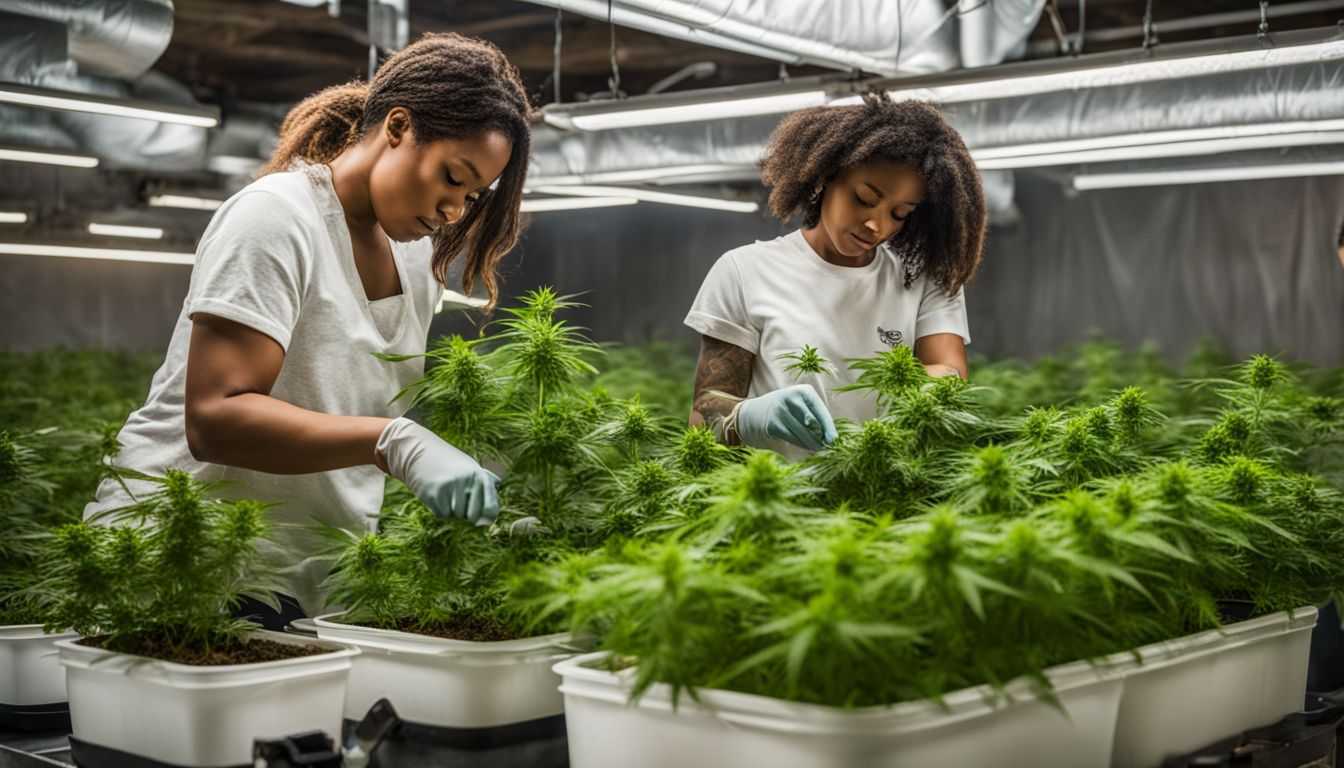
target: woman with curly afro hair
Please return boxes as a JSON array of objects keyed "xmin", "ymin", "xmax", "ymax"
[
  {"xmin": 685, "ymin": 92, "xmax": 986, "ymax": 459},
  {"xmin": 86, "ymin": 33, "xmax": 531, "ymax": 623}
]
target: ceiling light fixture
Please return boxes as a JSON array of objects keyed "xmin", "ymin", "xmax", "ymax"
[
  {"xmin": 542, "ymin": 27, "xmax": 1344, "ymax": 133},
  {"xmin": 88, "ymin": 223, "xmax": 165, "ymax": 240},
  {"xmin": 0, "ymin": 212, "xmax": 28, "ymax": 224},
  {"xmin": 520, "ymin": 196, "xmax": 638, "ymax": 212},
  {"xmin": 0, "ymin": 243, "xmax": 194, "ymax": 265},
  {"xmin": 974, "ymin": 122, "xmax": 1344, "ymax": 169},
  {"xmin": 529, "ymin": 163, "xmax": 757, "ymax": 187},
  {"xmin": 532, "ymin": 184, "xmax": 758, "ymax": 212},
  {"xmin": 832, "ymin": 36, "xmax": 1344, "ymax": 107},
  {"xmin": 0, "ymin": 82, "xmax": 220, "ymax": 127},
  {"xmin": 1072, "ymin": 160, "xmax": 1344, "ymax": 190},
  {"xmin": 0, "ymin": 147, "xmax": 98, "ymax": 168},
  {"xmin": 545, "ymin": 90, "xmax": 826, "ymax": 132},
  {"xmin": 147, "ymin": 194, "xmax": 225, "ymax": 212}
]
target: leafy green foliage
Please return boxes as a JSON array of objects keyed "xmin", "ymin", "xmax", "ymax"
[
  {"xmin": 527, "ymin": 339, "xmax": 1344, "ymax": 710},
  {"xmin": 324, "ymin": 288, "xmax": 692, "ymax": 638},
  {"xmin": 27, "ymin": 470, "xmax": 282, "ymax": 653},
  {"xmin": 778, "ymin": 345, "xmax": 834, "ymax": 381}
]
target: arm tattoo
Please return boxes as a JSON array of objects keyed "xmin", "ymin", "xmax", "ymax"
[{"xmin": 690, "ymin": 336, "xmax": 754, "ymax": 445}]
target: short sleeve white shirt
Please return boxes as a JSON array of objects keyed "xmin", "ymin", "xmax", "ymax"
[
  {"xmin": 85, "ymin": 162, "xmax": 444, "ymax": 614},
  {"xmin": 685, "ymin": 229, "xmax": 969, "ymax": 459}
]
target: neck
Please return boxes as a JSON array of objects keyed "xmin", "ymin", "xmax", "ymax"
[
  {"xmin": 327, "ymin": 139, "xmax": 381, "ymax": 235},
  {"xmin": 801, "ymin": 225, "xmax": 875, "ymax": 268}
]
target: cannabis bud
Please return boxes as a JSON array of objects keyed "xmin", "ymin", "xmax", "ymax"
[{"xmin": 1243, "ymin": 355, "xmax": 1284, "ymax": 390}]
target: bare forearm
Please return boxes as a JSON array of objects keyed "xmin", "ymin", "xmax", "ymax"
[
  {"xmin": 187, "ymin": 393, "xmax": 390, "ymax": 474},
  {"xmin": 689, "ymin": 335, "xmax": 755, "ymax": 445},
  {"xmin": 691, "ymin": 393, "xmax": 743, "ymax": 445},
  {"xmin": 924, "ymin": 363, "xmax": 965, "ymax": 379}
]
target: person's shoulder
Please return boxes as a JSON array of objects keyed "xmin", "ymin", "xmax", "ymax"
[
  {"xmin": 207, "ymin": 172, "xmax": 319, "ymax": 240},
  {"xmin": 719, "ymin": 231, "xmax": 800, "ymax": 270},
  {"xmin": 234, "ymin": 170, "xmax": 319, "ymax": 215}
]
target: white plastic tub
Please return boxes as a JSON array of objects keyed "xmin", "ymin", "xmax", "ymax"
[
  {"xmin": 555, "ymin": 651, "xmax": 1125, "ymax": 768},
  {"xmin": 57, "ymin": 629, "xmax": 357, "ymax": 767},
  {"xmin": 1106, "ymin": 605, "xmax": 1318, "ymax": 768},
  {"xmin": 0, "ymin": 625, "xmax": 78, "ymax": 707},
  {"xmin": 313, "ymin": 613, "xmax": 577, "ymax": 728}
]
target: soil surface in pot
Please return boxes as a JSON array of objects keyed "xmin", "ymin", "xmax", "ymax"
[
  {"xmin": 77, "ymin": 635, "xmax": 332, "ymax": 665},
  {"xmin": 353, "ymin": 615, "xmax": 518, "ymax": 642}
]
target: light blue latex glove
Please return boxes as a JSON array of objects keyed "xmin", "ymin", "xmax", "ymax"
[
  {"xmin": 733, "ymin": 384, "xmax": 838, "ymax": 453},
  {"xmin": 376, "ymin": 417, "xmax": 501, "ymax": 525}
]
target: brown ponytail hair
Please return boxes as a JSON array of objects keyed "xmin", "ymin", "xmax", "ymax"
[{"xmin": 259, "ymin": 33, "xmax": 532, "ymax": 312}]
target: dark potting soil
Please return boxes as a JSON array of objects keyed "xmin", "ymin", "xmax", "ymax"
[
  {"xmin": 77, "ymin": 635, "xmax": 331, "ymax": 665},
  {"xmin": 356, "ymin": 615, "xmax": 519, "ymax": 642}
]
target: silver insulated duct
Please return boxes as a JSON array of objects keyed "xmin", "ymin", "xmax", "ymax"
[
  {"xmin": 0, "ymin": 0, "xmax": 209, "ymax": 171},
  {"xmin": 2, "ymin": 0, "xmax": 174, "ymax": 80}
]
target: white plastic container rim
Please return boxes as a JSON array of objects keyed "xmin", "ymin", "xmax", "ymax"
[
  {"xmin": 56, "ymin": 630, "xmax": 360, "ymax": 688},
  {"xmin": 1097, "ymin": 606, "xmax": 1319, "ymax": 678},
  {"xmin": 0, "ymin": 625, "xmax": 79, "ymax": 642},
  {"xmin": 556, "ymin": 650, "xmax": 1115, "ymax": 736},
  {"xmin": 313, "ymin": 613, "xmax": 576, "ymax": 665}
]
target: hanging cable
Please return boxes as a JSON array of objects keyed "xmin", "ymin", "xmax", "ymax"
[
  {"xmin": 607, "ymin": 0, "xmax": 622, "ymax": 99},
  {"xmin": 1075, "ymin": 0, "xmax": 1085, "ymax": 55},
  {"xmin": 1142, "ymin": 0, "xmax": 1159, "ymax": 49},
  {"xmin": 553, "ymin": 8, "xmax": 563, "ymax": 105},
  {"xmin": 1258, "ymin": 0, "xmax": 1271, "ymax": 39}
]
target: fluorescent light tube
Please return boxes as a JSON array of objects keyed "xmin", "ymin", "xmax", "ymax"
[
  {"xmin": 520, "ymin": 196, "xmax": 638, "ymax": 212},
  {"xmin": 829, "ymin": 38, "xmax": 1344, "ymax": 107},
  {"xmin": 975, "ymin": 126, "xmax": 1344, "ymax": 169},
  {"xmin": 208, "ymin": 155, "xmax": 263, "ymax": 176},
  {"xmin": 533, "ymin": 185, "xmax": 758, "ymax": 213},
  {"xmin": 553, "ymin": 91, "xmax": 827, "ymax": 132},
  {"xmin": 0, "ymin": 147, "xmax": 98, "ymax": 168},
  {"xmin": 529, "ymin": 164, "xmax": 755, "ymax": 187},
  {"xmin": 148, "ymin": 194, "xmax": 225, "ymax": 211},
  {"xmin": 88, "ymin": 223, "xmax": 165, "ymax": 240},
  {"xmin": 0, "ymin": 243, "xmax": 194, "ymax": 264},
  {"xmin": 0, "ymin": 212, "xmax": 28, "ymax": 224},
  {"xmin": 0, "ymin": 83, "xmax": 220, "ymax": 127},
  {"xmin": 1073, "ymin": 161, "xmax": 1344, "ymax": 190}
]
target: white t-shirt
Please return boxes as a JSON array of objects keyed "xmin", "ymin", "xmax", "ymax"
[
  {"xmin": 684, "ymin": 229, "xmax": 970, "ymax": 460},
  {"xmin": 86, "ymin": 161, "xmax": 444, "ymax": 614}
]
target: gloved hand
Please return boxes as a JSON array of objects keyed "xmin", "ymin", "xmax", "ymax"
[
  {"xmin": 733, "ymin": 384, "xmax": 838, "ymax": 452},
  {"xmin": 376, "ymin": 417, "xmax": 501, "ymax": 525}
]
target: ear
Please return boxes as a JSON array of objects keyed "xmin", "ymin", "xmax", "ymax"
[{"xmin": 384, "ymin": 107, "xmax": 413, "ymax": 147}]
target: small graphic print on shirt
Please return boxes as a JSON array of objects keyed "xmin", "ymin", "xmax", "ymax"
[{"xmin": 877, "ymin": 326, "xmax": 903, "ymax": 348}]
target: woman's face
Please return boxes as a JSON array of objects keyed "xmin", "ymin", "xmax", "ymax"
[
  {"xmin": 816, "ymin": 159, "xmax": 926, "ymax": 259},
  {"xmin": 368, "ymin": 110, "xmax": 513, "ymax": 243}
]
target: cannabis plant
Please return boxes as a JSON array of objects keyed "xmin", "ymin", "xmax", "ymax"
[
  {"xmin": 778, "ymin": 345, "xmax": 834, "ymax": 381},
  {"xmin": 29, "ymin": 469, "xmax": 284, "ymax": 655}
]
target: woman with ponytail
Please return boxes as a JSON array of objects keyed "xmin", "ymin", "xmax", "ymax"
[{"xmin": 86, "ymin": 33, "xmax": 532, "ymax": 623}]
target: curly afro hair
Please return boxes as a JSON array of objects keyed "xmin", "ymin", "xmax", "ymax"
[
  {"xmin": 259, "ymin": 32, "xmax": 532, "ymax": 312},
  {"xmin": 759, "ymin": 92, "xmax": 986, "ymax": 295}
]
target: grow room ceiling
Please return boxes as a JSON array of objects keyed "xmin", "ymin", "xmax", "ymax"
[{"xmin": 0, "ymin": 0, "xmax": 1342, "ymax": 262}]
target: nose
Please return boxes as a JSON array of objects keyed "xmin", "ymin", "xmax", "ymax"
[{"xmin": 439, "ymin": 199, "xmax": 464, "ymax": 226}]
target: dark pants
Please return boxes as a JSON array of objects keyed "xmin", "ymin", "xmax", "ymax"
[
  {"xmin": 231, "ymin": 593, "xmax": 307, "ymax": 632},
  {"xmin": 1308, "ymin": 601, "xmax": 1344, "ymax": 693}
]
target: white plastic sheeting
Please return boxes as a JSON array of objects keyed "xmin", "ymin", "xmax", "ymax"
[{"xmin": 967, "ymin": 172, "xmax": 1344, "ymax": 365}]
